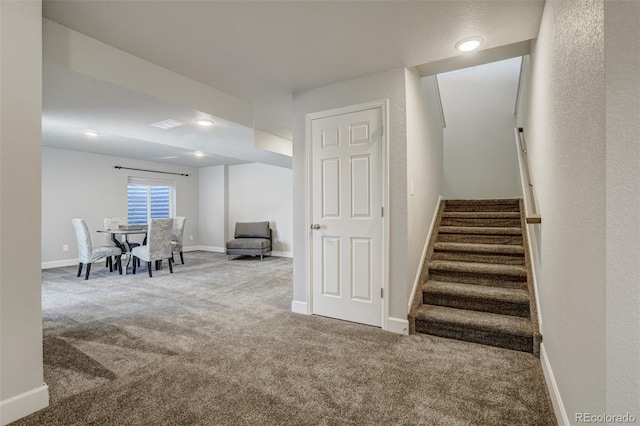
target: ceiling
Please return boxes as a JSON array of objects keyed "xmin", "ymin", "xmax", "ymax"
[
  {"xmin": 43, "ymin": 64, "xmax": 290, "ymax": 168},
  {"xmin": 41, "ymin": 0, "xmax": 545, "ymax": 169}
]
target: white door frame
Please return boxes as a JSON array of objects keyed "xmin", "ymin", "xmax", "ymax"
[{"xmin": 305, "ymin": 99, "xmax": 390, "ymax": 330}]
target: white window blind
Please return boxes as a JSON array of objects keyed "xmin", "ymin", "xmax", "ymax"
[{"xmin": 127, "ymin": 177, "xmax": 174, "ymax": 224}]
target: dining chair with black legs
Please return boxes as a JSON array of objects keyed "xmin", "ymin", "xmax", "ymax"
[
  {"xmin": 132, "ymin": 218, "xmax": 174, "ymax": 278},
  {"xmin": 171, "ymin": 216, "xmax": 186, "ymax": 265},
  {"xmin": 72, "ymin": 218, "xmax": 122, "ymax": 280}
]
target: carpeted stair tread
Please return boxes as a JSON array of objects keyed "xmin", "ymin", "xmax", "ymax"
[
  {"xmin": 434, "ymin": 242, "xmax": 524, "ymax": 255},
  {"xmin": 443, "ymin": 212, "xmax": 521, "ymax": 219},
  {"xmin": 415, "ymin": 305, "xmax": 534, "ymax": 338},
  {"xmin": 443, "ymin": 199, "xmax": 521, "ymax": 213},
  {"xmin": 436, "ymin": 234, "xmax": 524, "ymax": 245},
  {"xmin": 441, "ymin": 217, "xmax": 522, "ymax": 228},
  {"xmin": 439, "ymin": 226, "xmax": 522, "ymax": 235},
  {"xmin": 425, "ymin": 280, "xmax": 529, "ymax": 304},
  {"xmin": 429, "ymin": 260, "xmax": 527, "ymax": 277},
  {"xmin": 445, "ymin": 199, "xmax": 521, "ymax": 205},
  {"xmin": 410, "ymin": 197, "xmax": 541, "ymax": 354}
]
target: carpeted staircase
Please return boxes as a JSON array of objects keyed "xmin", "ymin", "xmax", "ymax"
[{"xmin": 409, "ymin": 199, "xmax": 542, "ymax": 355}]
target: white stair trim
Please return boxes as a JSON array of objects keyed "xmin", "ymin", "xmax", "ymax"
[
  {"xmin": 541, "ymin": 343, "xmax": 570, "ymax": 425},
  {"xmin": 408, "ymin": 196, "xmax": 442, "ymax": 311}
]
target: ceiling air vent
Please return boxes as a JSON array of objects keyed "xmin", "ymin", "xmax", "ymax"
[{"xmin": 150, "ymin": 119, "xmax": 185, "ymax": 130}]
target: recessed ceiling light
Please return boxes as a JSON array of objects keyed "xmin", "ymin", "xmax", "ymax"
[
  {"xmin": 195, "ymin": 151, "xmax": 204, "ymax": 157},
  {"xmin": 196, "ymin": 119, "xmax": 214, "ymax": 127},
  {"xmin": 456, "ymin": 37, "xmax": 483, "ymax": 52},
  {"xmin": 85, "ymin": 131, "xmax": 99, "ymax": 136}
]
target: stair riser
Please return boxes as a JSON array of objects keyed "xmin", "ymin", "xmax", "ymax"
[
  {"xmin": 431, "ymin": 251, "xmax": 525, "ymax": 266},
  {"xmin": 437, "ymin": 234, "xmax": 523, "ymax": 245},
  {"xmin": 423, "ymin": 293, "xmax": 530, "ymax": 317},
  {"xmin": 429, "ymin": 270, "xmax": 527, "ymax": 289},
  {"xmin": 440, "ymin": 218, "xmax": 522, "ymax": 228},
  {"xmin": 415, "ymin": 320, "xmax": 534, "ymax": 353},
  {"xmin": 444, "ymin": 204, "xmax": 520, "ymax": 213}
]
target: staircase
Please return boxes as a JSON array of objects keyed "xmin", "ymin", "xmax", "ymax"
[{"xmin": 409, "ymin": 199, "xmax": 541, "ymax": 355}]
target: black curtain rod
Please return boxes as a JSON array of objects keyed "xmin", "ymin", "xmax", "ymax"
[{"xmin": 114, "ymin": 166, "xmax": 189, "ymax": 177}]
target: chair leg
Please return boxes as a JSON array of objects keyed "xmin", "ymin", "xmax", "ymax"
[
  {"xmin": 85, "ymin": 263, "xmax": 91, "ymax": 280},
  {"xmin": 105, "ymin": 257, "xmax": 109, "ymax": 268},
  {"xmin": 168, "ymin": 257, "xmax": 173, "ymax": 273},
  {"xmin": 133, "ymin": 257, "xmax": 137, "ymax": 274},
  {"xmin": 147, "ymin": 262, "xmax": 153, "ymax": 277},
  {"xmin": 109, "ymin": 257, "xmax": 113, "ymax": 272},
  {"xmin": 77, "ymin": 263, "xmax": 83, "ymax": 277},
  {"xmin": 117, "ymin": 255, "xmax": 122, "ymax": 274},
  {"xmin": 180, "ymin": 252, "xmax": 184, "ymax": 264}
]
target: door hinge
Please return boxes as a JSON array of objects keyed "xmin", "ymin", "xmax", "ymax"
[
  {"xmin": 381, "ymin": 207, "xmax": 384, "ymax": 217},
  {"xmin": 381, "ymin": 288, "xmax": 384, "ymax": 298},
  {"xmin": 381, "ymin": 125, "xmax": 384, "ymax": 136}
]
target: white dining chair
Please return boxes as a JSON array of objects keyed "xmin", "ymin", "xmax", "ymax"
[
  {"xmin": 132, "ymin": 218, "xmax": 174, "ymax": 277},
  {"xmin": 72, "ymin": 218, "xmax": 122, "ymax": 280},
  {"xmin": 171, "ymin": 217, "xmax": 186, "ymax": 264}
]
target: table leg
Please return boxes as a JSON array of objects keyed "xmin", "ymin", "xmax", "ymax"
[{"xmin": 111, "ymin": 233, "xmax": 135, "ymax": 274}]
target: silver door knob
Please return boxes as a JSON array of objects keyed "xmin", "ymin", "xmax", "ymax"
[{"xmin": 311, "ymin": 224, "xmax": 321, "ymax": 230}]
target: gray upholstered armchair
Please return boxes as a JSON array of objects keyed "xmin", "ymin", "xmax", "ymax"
[
  {"xmin": 226, "ymin": 221, "xmax": 272, "ymax": 260},
  {"xmin": 132, "ymin": 218, "xmax": 174, "ymax": 277}
]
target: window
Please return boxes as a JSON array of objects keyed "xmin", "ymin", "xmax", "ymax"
[{"xmin": 127, "ymin": 177, "xmax": 175, "ymax": 224}]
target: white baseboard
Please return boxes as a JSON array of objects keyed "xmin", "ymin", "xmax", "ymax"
[
  {"xmin": 182, "ymin": 246, "xmax": 205, "ymax": 252},
  {"xmin": 0, "ymin": 383, "xmax": 49, "ymax": 425},
  {"xmin": 195, "ymin": 246, "xmax": 291, "ymax": 258},
  {"xmin": 271, "ymin": 251, "xmax": 293, "ymax": 258},
  {"xmin": 41, "ymin": 246, "xmax": 223, "ymax": 269},
  {"xmin": 291, "ymin": 300, "xmax": 309, "ymax": 315},
  {"xmin": 41, "ymin": 259, "xmax": 77, "ymax": 269},
  {"xmin": 540, "ymin": 343, "xmax": 570, "ymax": 426},
  {"xmin": 195, "ymin": 246, "xmax": 225, "ymax": 253},
  {"xmin": 386, "ymin": 317, "xmax": 409, "ymax": 335},
  {"xmin": 41, "ymin": 247, "xmax": 288, "ymax": 268},
  {"xmin": 408, "ymin": 196, "xmax": 442, "ymax": 311}
]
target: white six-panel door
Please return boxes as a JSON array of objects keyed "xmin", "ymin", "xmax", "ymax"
[{"xmin": 310, "ymin": 107, "xmax": 382, "ymax": 327}]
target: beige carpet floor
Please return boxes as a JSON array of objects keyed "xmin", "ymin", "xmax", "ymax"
[{"xmin": 15, "ymin": 251, "xmax": 556, "ymax": 425}]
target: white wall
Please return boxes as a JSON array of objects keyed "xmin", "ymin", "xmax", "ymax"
[
  {"xmin": 405, "ymin": 69, "xmax": 444, "ymax": 301},
  {"xmin": 604, "ymin": 0, "xmax": 640, "ymax": 417},
  {"xmin": 41, "ymin": 147, "xmax": 200, "ymax": 266},
  {"xmin": 198, "ymin": 165, "xmax": 228, "ymax": 251},
  {"xmin": 0, "ymin": 1, "xmax": 49, "ymax": 423},
  {"xmin": 199, "ymin": 163, "xmax": 294, "ymax": 256},
  {"xmin": 292, "ymin": 68, "xmax": 409, "ymax": 321},
  {"xmin": 228, "ymin": 163, "xmax": 293, "ymax": 256},
  {"xmin": 524, "ymin": 0, "xmax": 606, "ymax": 421},
  {"xmin": 439, "ymin": 57, "xmax": 523, "ymax": 199}
]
